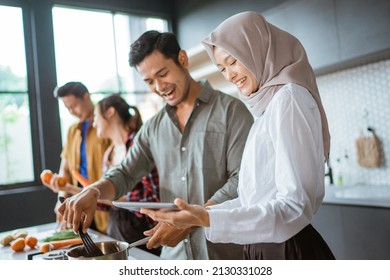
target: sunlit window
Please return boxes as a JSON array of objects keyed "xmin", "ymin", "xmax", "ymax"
[
  {"xmin": 52, "ymin": 6, "xmax": 168, "ymax": 142},
  {"xmin": 0, "ymin": 5, "xmax": 34, "ymax": 185}
]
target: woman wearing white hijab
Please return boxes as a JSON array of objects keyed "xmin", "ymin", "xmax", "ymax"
[{"xmin": 141, "ymin": 11, "xmax": 334, "ymax": 260}]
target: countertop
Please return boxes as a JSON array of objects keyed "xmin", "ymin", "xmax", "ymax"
[
  {"xmin": 323, "ymin": 184, "xmax": 390, "ymax": 208},
  {"xmin": 0, "ymin": 222, "xmax": 160, "ymax": 260}
]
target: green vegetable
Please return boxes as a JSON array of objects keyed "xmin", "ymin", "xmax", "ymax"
[{"xmin": 42, "ymin": 230, "xmax": 79, "ymax": 242}]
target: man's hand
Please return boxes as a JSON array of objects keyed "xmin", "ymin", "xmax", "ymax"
[
  {"xmin": 143, "ymin": 222, "xmax": 195, "ymax": 249},
  {"xmin": 57, "ymin": 187, "xmax": 99, "ymax": 233},
  {"xmin": 58, "ymin": 179, "xmax": 115, "ymax": 233}
]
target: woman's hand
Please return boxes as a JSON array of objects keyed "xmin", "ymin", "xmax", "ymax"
[
  {"xmin": 42, "ymin": 173, "xmax": 80, "ymax": 195},
  {"xmin": 140, "ymin": 198, "xmax": 210, "ymax": 229},
  {"xmin": 41, "ymin": 172, "xmax": 62, "ymax": 193}
]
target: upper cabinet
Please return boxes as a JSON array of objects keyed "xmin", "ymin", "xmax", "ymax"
[
  {"xmin": 187, "ymin": 44, "xmax": 239, "ymax": 97},
  {"xmin": 336, "ymin": 0, "xmax": 390, "ymax": 61},
  {"xmin": 264, "ymin": 0, "xmax": 340, "ymax": 70},
  {"xmin": 264, "ymin": 0, "xmax": 390, "ymax": 72},
  {"xmin": 179, "ymin": 0, "xmax": 390, "ymax": 75}
]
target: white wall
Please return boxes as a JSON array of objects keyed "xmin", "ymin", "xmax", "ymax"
[{"xmin": 318, "ymin": 59, "xmax": 390, "ymax": 186}]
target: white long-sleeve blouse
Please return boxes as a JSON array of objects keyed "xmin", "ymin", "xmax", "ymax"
[{"xmin": 206, "ymin": 83, "xmax": 325, "ymax": 244}]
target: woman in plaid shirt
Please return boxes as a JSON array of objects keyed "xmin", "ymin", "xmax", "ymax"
[{"xmin": 94, "ymin": 94, "xmax": 160, "ymax": 256}]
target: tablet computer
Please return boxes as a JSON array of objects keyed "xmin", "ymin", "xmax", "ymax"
[{"xmin": 112, "ymin": 201, "xmax": 178, "ymax": 211}]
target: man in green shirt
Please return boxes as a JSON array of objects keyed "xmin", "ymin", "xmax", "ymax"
[{"xmin": 59, "ymin": 31, "xmax": 253, "ymax": 259}]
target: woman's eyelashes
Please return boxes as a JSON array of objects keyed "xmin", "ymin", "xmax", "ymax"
[{"xmin": 218, "ymin": 59, "xmax": 237, "ymax": 73}]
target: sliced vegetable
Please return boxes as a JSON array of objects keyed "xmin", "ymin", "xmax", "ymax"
[{"xmin": 39, "ymin": 238, "xmax": 82, "ymax": 253}]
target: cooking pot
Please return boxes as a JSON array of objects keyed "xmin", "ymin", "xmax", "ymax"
[{"xmin": 66, "ymin": 237, "xmax": 150, "ymax": 260}]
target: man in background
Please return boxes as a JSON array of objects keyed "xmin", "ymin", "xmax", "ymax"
[{"xmin": 43, "ymin": 81, "xmax": 110, "ymax": 233}]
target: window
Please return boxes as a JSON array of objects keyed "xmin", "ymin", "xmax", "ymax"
[
  {"xmin": 52, "ymin": 6, "xmax": 168, "ymax": 142},
  {"xmin": 0, "ymin": 5, "xmax": 34, "ymax": 185}
]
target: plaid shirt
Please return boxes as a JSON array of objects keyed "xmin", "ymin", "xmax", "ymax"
[
  {"xmin": 98, "ymin": 132, "xmax": 160, "ymax": 227},
  {"xmin": 127, "ymin": 167, "xmax": 159, "ymax": 204},
  {"xmin": 125, "ymin": 133, "xmax": 160, "ymax": 227}
]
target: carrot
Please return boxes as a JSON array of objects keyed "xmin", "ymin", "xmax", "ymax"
[
  {"xmin": 40, "ymin": 169, "xmax": 67, "ymax": 187},
  {"xmin": 25, "ymin": 236, "xmax": 38, "ymax": 249},
  {"xmin": 71, "ymin": 170, "xmax": 91, "ymax": 187},
  {"xmin": 39, "ymin": 238, "xmax": 83, "ymax": 253},
  {"xmin": 11, "ymin": 237, "xmax": 26, "ymax": 252}
]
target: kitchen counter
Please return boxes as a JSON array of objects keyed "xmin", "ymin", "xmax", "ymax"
[
  {"xmin": 0, "ymin": 222, "xmax": 160, "ymax": 260},
  {"xmin": 323, "ymin": 184, "xmax": 390, "ymax": 208},
  {"xmin": 313, "ymin": 192, "xmax": 390, "ymax": 259}
]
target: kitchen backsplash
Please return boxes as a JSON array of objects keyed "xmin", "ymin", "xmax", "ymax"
[{"xmin": 317, "ymin": 59, "xmax": 390, "ymax": 186}]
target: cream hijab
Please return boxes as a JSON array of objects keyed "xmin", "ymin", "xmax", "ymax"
[{"xmin": 202, "ymin": 11, "xmax": 330, "ymax": 161}]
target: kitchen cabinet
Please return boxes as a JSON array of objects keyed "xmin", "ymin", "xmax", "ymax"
[
  {"xmin": 264, "ymin": 0, "xmax": 340, "ymax": 70},
  {"xmin": 178, "ymin": 0, "xmax": 390, "ymax": 73},
  {"xmin": 264, "ymin": 0, "xmax": 390, "ymax": 72},
  {"xmin": 337, "ymin": 0, "xmax": 390, "ymax": 62},
  {"xmin": 313, "ymin": 203, "xmax": 390, "ymax": 259}
]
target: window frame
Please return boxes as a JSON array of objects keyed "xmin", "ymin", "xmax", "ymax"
[
  {"xmin": 0, "ymin": 0, "xmax": 172, "ymax": 191},
  {"xmin": 0, "ymin": 1, "xmax": 42, "ymax": 190}
]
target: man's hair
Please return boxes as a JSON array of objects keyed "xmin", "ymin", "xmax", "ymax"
[
  {"xmin": 129, "ymin": 30, "xmax": 181, "ymax": 67},
  {"xmin": 53, "ymin": 81, "xmax": 88, "ymax": 99}
]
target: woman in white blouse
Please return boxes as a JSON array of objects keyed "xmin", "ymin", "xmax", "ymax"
[{"xmin": 141, "ymin": 11, "xmax": 335, "ymax": 260}]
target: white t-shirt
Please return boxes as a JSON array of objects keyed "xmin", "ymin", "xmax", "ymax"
[{"xmin": 206, "ymin": 83, "xmax": 325, "ymax": 244}]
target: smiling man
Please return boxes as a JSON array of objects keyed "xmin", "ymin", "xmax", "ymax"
[{"xmin": 58, "ymin": 31, "xmax": 253, "ymax": 260}]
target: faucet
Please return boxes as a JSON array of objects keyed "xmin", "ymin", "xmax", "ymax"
[{"xmin": 324, "ymin": 162, "xmax": 334, "ymax": 185}]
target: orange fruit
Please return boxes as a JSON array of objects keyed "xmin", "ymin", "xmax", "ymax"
[
  {"xmin": 57, "ymin": 177, "xmax": 67, "ymax": 187},
  {"xmin": 25, "ymin": 236, "xmax": 38, "ymax": 249},
  {"xmin": 40, "ymin": 169, "xmax": 67, "ymax": 187},
  {"xmin": 11, "ymin": 237, "xmax": 26, "ymax": 252},
  {"xmin": 40, "ymin": 169, "xmax": 53, "ymax": 184}
]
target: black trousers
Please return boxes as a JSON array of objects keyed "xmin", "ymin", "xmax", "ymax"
[
  {"xmin": 243, "ymin": 224, "xmax": 335, "ymax": 260},
  {"xmin": 107, "ymin": 207, "xmax": 161, "ymax": 256}
]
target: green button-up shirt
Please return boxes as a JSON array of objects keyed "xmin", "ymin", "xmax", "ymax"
[{"xmin": 105, "ymin": 80, "xmax": 253, "ymax": 259}]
